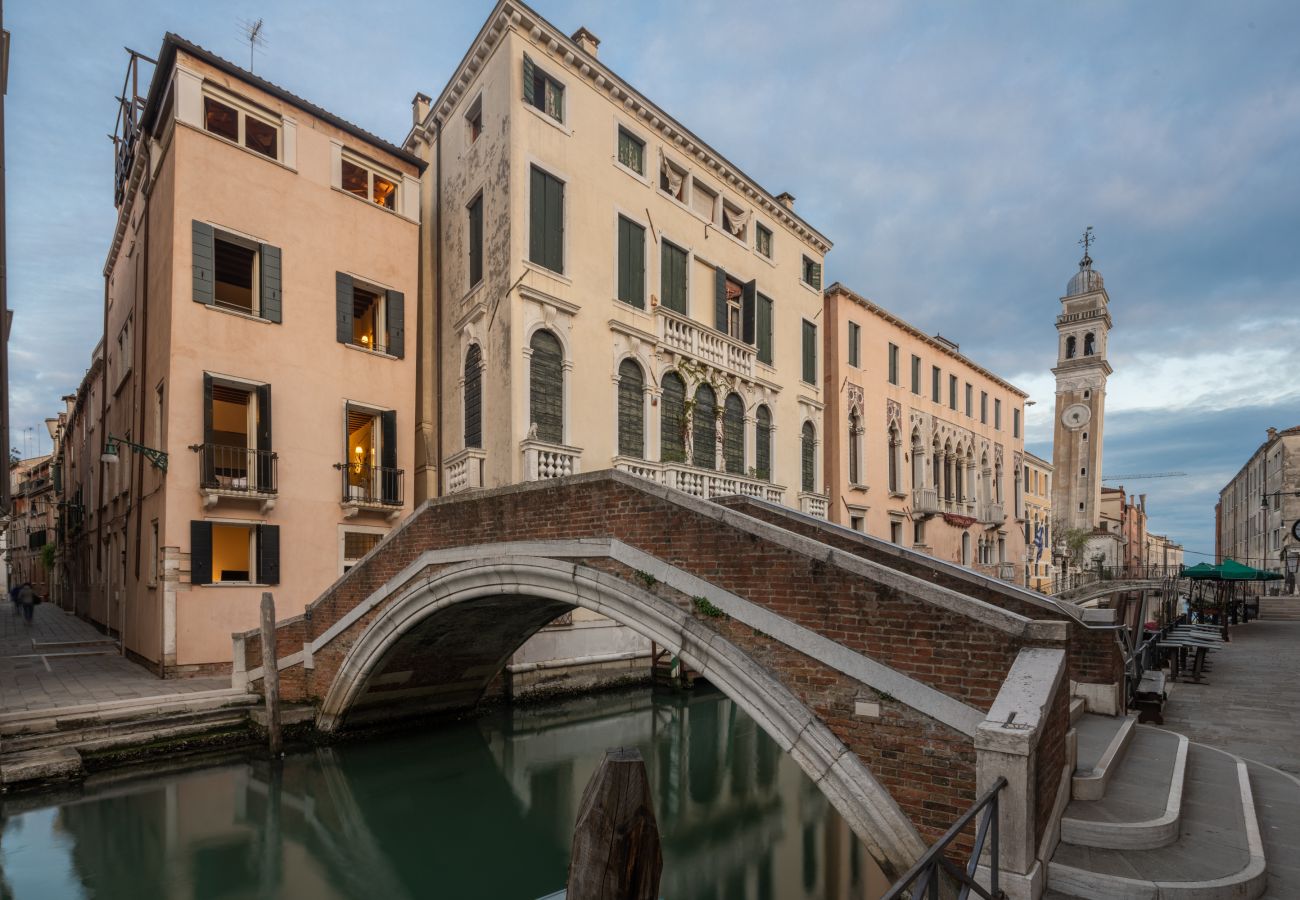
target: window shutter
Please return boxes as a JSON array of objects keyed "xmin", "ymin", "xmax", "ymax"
[
  {"xmin": 256, "ymin": 383, "xmax": 273, "ymax": 488},
  {"xmin": 545, "ymin": 173, "xmax": 564, "ymax": 272},
  {"xmin": 529, "ymin": 167, "xmax": 545, "ymax": 266},
  {"xmin": 468, "ymin": 197, "xmax": 483, "ymax": 286},
  {"xmin": 190, "ymin": 521, "xmax": 212, "ymax": 585},
  {"xmin": 529, "ymin": 330, "xmax": 564, "ymax": 444},
  {"xmin": 757, "ymin": 294, "xmax": 773, "ymax": 365},
  {"xmin": 811, "ymin": 261, "xmax": 823, "ymax": 290},
  {"xmin": 523, "ymin": 54, "xmax": 536, "ymax": 107},
  {"xmin": 692, "ymin": 384, "xmax": 717, "ymax": 470},
  {"xmin": 629, "ymin": 221, "xmax": 644, "ymax": 309},
  {"xmin": 380, "ymin": 409, "xmax": 398, "ymax": 503},
  {"xmin": 386, "ymin": 290, "xmax": 405, "ymax": 358},
  {"xmin": 660, "ymin": 372, "xmax": 686, "ymax": 463},
  {"xmin": 802, "ymin": 321, "xmax": 817, "ymax": 384},
  {"xmin": 257, "ymin": 524, "xmax": 280, "ymax": 586},
  {"xmin": 801, "ymin": 423, "xmax": 816, "ymax": 493},
  {"xmin": 464, "ymin": 345, "xmax": 482, "ymax": 448},
  {"xmin": 741, "ymin": 280, "xmax": 756, "ymax": 345},
  {"xmin": 723, "ymin": 393, "xmax": 744, "ymax": 474},
  {"xmin": 201, "ymin": 374, "xmax": 216, "ymax": 488},
  {"xmin": 755, "ymin": 406, "xmax": 772, "ymax": 481},
  {"xmin": 714, "ymin": 267, "xmax": 728, "ymax": 332},
  {"xmin": 335, "ymin": 272, "xmax": 353, "ymax": 344},
  {"xmin": 661, "ymin": 243, "xmax": 687, "ymax": 314},
  {"xmin": 259, "ymin": 243, "xmax": 282, "ymax": 323},
  {"xmin": 617, "ymin": 359, "xmax": 644, "ymax": 458},
  {"xmin": 192, "ymin": 221, "xmax": 215, "ymax": 305}
]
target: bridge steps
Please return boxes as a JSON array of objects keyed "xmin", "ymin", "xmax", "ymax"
[{"xmin": 1257, "ymin": 598, "xmax": 1300, "ymax": 621}]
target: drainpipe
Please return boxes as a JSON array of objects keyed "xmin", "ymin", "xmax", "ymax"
[{"xmin": 433, "ymin": 116, "xmax": 444, "ymax": 496}]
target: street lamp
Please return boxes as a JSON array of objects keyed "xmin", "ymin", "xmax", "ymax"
[
  {"xmin": 1260, "ymin": 490, "xmax": 1300, "ymax": 508},
  {"xmin": 101, "ymin": 434, "xmax": 169, "ymax": 472}
]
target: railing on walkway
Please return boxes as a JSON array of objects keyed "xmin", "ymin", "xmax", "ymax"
[
  {"xmin": 196, "ymin": 443, "xmax": 278, "ymax": 494},
  {"xmin": 1051, "ymin": 564, "xmax": 1185, "ymax": 596},
  {"xmin": 1125, "ymin": 623, "xmax": 1168, "ymax": 711},
  {"xmin": 882, "ymin": 776, "xmax": 1007, "ymax": 900}
]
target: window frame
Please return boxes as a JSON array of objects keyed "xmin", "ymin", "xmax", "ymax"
[
  {"xmin": 614, "ymin": 211, "xmax": 648, "ymax": 310},
  {"xmin": 614, "ymin": 122, "xmax": 647, "ymax": 180},
  {"xmin": 755, "ymin": 222, "xmax": 773, "ymax": 259},
  {"xmin": 932, "ymin": 366, "xmax": 941, "ymax": 403},
  {"xmin": 801, "ymin": 255, "xmax": 823, "ymax": 291},
  {"xmin": 888, "ymin": 343, "xmax": 899, "ymax": 386},
  {"xmin": 847, "ymin": 321, "xmax": 861, "ymax": 368},
  {"xmin": 528, "ymin": 163, "xmax": 567, "ymax": 275},
  {"xmin": 200, "ymin": 87, "xmax": 282, "ymax": 163},
  {"xmin": 981, "ymin": 391, "xmax": 989, "ymax": 425},
  {"xmin": 339, "ymin": 524, "xmax": 388, "ymax": 576},
  {"xmin": 801, "ymin": 319, "xmax": 818, "ymax": 385},
  {"xmin": 464, "ymin": 93, "xmax": 483, "ymax": 147},
  {"xmin": 467, "ymin": 192, "xmax": 484, "ymax": 289},
  {"xmin": 210, "ymin": 229, "xmax": 263, "ymax": 318},
  {"xmin": 689, "ymin": 176, "xmax": 719, "ymax": 226},
  {"xmin": 523, "ymin": 54, "xmax": 566, "ymax": 125},
  {"xmin": 209, "ymin": 521, "xmax": 258, "ymax": 585},
  {"xmin": 949, "ymin": 374, "xmax": 958, "ymax": 411},
  {"xmin": 340, "ymin": 151, "xmax": 401, "ymax": 211},
  {"xmin": 347, "ymin": 278, "xmax": 391, "ymax": 355},
  {"xmin": 910, "ymin": 355, "xmax": 921, "ymax": 395}
]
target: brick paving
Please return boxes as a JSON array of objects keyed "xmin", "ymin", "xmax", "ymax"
[{"xmin": 0, "ymin": 602, "xmax": 228, "ymax": 716}]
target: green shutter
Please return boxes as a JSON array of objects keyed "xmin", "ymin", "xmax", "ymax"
[
  {"xmin": 757, "ymin": 294, "xmax": 773, "ymax": 365},
  {"xmin": 617, "ymin": 216, "xmax": 645, "ymax": 309},
  {"xmin": 335, "ymin": 272, "xmax": 353, "ymax": 344},
  {"xmin": 660, "ymin": 372, "xmax": 686, "ymax": 462},
  {"xmin": 801, "ymin": 423, "xmax": 815, "ymax": 493},
  {"xmin": 714, "ymin": 267, "xmax": 728, "ymax": 332},
  {"xmin": 741, "ymin": 280, "xmax": 756, "ymax": 345},
  {"xmin": 468, "ymin": 196, "xmax": 483, "ymax": 286},
  {"xmin": 386, "ymin": 290, "xmax": 405, "ymax": 358},
  {"xmin": 192, "ymin": 221, "xmax": 215, "ymax": 305},
  {"xmin": 256, "ymin": 384, "xmax": 273, "ymax": 489},
  {"xmin": 256, "ymin": 524, "xmax": 280, "ymax": 586},
  {"xmin": 190, "ymin": 521, "xmax": 212, "ymax": 585},
  {"xmin": 545, "ymin": 172, "xmax": 564, "ymax": 272},
  {"xmin": 201, "ymin": 374, "xmax": 216, "ymax": 488},
  {"xmin": 802, "ymin": 320, "xmax": 816, "ymax": 384},
  {"xmin": 723, "ymin": 393, "xmax": 744, "ymax": 474},
  {"xmin": 692, "ymin": 384, "xmax": 716, "ymax": 470},
  {"xmin": 811, "ymin": 261, "xmax": 822, "ymax": 290},
  {"xmin": 661, "ymin": 242, "xmax": 687, "ymax": 314},
  {"xmin": 529, "ymin": 330, "xmax": 564, "ymax": 444},
  {"xmin": 380, "ymin": 410, "xmax": 398, "ymax": 503},
  {"xmin": 523, "ymin": 54, "xmax": 536, "ymax": 107},
  {"xmin": 755, "ymin": 406, "xmax": 771, "ymax": 480},
  {"xmin": 464, "ymin": 345, "xmax": 482, "ymax": 448},
  {"xmin": 617, "ymin": 359, "xmax": 645, "ymax": 458},
  {"xmin": 529, "ymin": 167, "xmax": 545, "ymax": 266},
  {"xmin": 259, "ymin": 243, "xmax": 281, "ymax": 323}
]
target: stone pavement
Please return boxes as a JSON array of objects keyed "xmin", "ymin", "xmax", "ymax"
[
  {"xmin": 0, "ymin": 601, "xmax": 228, "ymax": 716},
  {"xmin": 1160, "ymin": 618, "xmax": 1300, "ymax": 776}
]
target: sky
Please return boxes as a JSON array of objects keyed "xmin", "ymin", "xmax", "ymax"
[{"xmin": 5, "ymin": 0, "xmax": 1299, "ymax": 561}]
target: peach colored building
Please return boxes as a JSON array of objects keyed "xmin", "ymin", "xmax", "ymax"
[
  {"xmin": 823, "ymin": 283, "xmax": 1029, "ymax": 582},
  {"xmin": 71, "ymin": 36, "xmax": 422, "ymax": 675},
  {"xmin": 1022, "ymin": 451, "xmax": 1053, "ymax": 592}
]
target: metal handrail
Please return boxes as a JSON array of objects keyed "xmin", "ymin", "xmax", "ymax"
[
  {"xmin": 195, "ymin": 444, "xmax": 278, "ymax": 494},
  {"xmin": 882, "ymin": 776, "xmax": 1008, "ymax": 900},
  {"xmin": 339, "ymin": 464, "xmax": 404, "ymax": 506}
]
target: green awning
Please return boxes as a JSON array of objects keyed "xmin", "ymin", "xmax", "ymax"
[
  {"xmin": 1219, "ymin": 558, "xmax": 1284, "ymax": 581},
  {"xmin": 1183, "ymin": 562, "xmax": 1221, "ymax": 580}
]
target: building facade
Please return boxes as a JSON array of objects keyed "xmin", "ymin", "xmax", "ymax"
[
  {"xmin": 1094, "ymin": 486, "xmax": 1146, "ymax": 571},
  {"xmin": 1022, "ymin": 451, "xmax": 1053, "ymax": 591},
  {"xmin": 1217, "ymin": 425, "xmax": 1300, "ymax": 593},
  {"xmin": 822, "ymin": 283, "xmax": 1028, "ymax": 581},
  {"xmin": 60, "ymin": 36, "xmax": 422, "ymax": 674},
  {"xmin": 6, "ymin": 454, "xmax": 53, "ymax": 597}
]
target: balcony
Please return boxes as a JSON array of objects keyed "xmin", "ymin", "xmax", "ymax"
[
  {"xmin": 998, "ymin": 562, "xmax": 1018, "ymax": 582},
  {"xmin": 912, "ymin": 486, "xmax": 941, "ymax": 516},
  {"xmin": 340, "ymin": 465, "xmax": 404, "ymax": 520},
  {"xmin": 656, "ymin": 308, "xmax": 755, "ymax": 379},
  {"xmin": 195, "ymin": 444, "xmax": 277, "ymax": 513},
  {"xmin": 522, "ymin": 440, "xmax": 582, "ymax": 481},
  {"xmin": 799, "ymin": 492, "xmax": 830, "ymax": 520},
  {"xmin": 613, "ymin": 457, "xmax": 785, "ymax": 504},
  {"xmin": 980, "ymin": 502, "xmax": 1006, "ymax": 527},
  {"xmin": 444, "ymin": 448, "xmax": 486, "ymax": 494}
]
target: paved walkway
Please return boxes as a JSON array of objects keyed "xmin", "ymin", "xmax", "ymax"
[
  {"xmin": 1160, "ymin": 618, "xmax": 1300, "ymax": 775},
  {"xmin": 0, "ymin": 602, "xmax": 228, "ymax": 716}
]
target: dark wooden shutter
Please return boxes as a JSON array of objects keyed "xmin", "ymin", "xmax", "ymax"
[
  {"xmin": 802, "ymin": 320, "xmax": 817, "ymax": 384},
  {"xmin": 468, "ymin": 196, "xmax": 483, "ymax": 286},
  {"xmin": 801, "ymin": 423, "xmax": 816, "ymax": 493},
  {"xmin": 757, "ymin": 294, "xmax": 773, "ymax": 365},
  {"xmin": 741, "ymin": 280, "xmax": 756, "ymax": 345},
  {"xmin": 192, "ymin": 221, "xmax": 215, "ymax": 305},
  {"xmin": 335, "ymin": 272, "xmax": 353, "ymax": 344},
  {"xmin": 723, "ymin": 393, "xmax": 744, "ymax": 474},
  {"xmin": 529, "ymin": 330, "xmax": 563, "ymax": 444},
  {"xmin": 381, "ymin": 410, "xmax": 398, "ymax": 503},
  {"xmin": 386, "ymin": 290, "xmax": 405, "ymax": 358},
  {"xmin": 755, "ymin": 406, "xmax": 772, "ymax": 480},
  {"xmin": 661, "ymin": 242, "xmax": 687, "ymax": 314},
  {"xmin": 714, "ymin": 267, "xmax": 728, "ymax": 332},
  {"xmin": 523, "ymin": 54, "xmax": 536, "ymax": 107},
  {"xmin": 190, "ymin": 521, "xmax": 212, "ymax": 585},
  {"xmin": 660, "ymin": 372, "xmax": 686, "ymax": 463},
  {"xmin": 617, "ymin": 359, "xmax": 644, "ymax": 458},
  {"xmin": 259, "ymin": 243, "xmax": 282, "ymax": 323},
  {"xmin": 692, "ymin": 384, "xmax": 716, "ymax": 470},
  {"xmin": 256, "ymin": 383, "xmax": 273, "ymax": 489},
  {"xmin": 810, "ymin": 260, "xmax": 823, "ymax": 290},
  {"xmin": 617, "ymin": 217, "xmax": 645, "ymax": 309},
  {"xmin": 257, "ymin": 524, "xmax": 280, "ymax": 586},
  {"xmin": 464, "ymin": 345, "xmax": 482, "ymax": 448},
  {"xmin": 545, "ymin": 172, "xmax": 564, "ymax": 272},
  {"xmin": 529, "ymin": 167, "xmax": 544, "ymax": 266},
  {"xmin": 201, "ymin": 374, "xmax": 216, "ymax": 488}
]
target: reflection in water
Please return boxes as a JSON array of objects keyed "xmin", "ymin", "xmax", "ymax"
[{"xmin": 0, "ymin": 687, "xmax": 887, "ymax": 899}]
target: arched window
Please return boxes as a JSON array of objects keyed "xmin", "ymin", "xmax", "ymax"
[
  {"xmin": 995, "ymin": 462, "xmax": 1003, "ymax": 503},
  {"xmin": 943, "ymin": 441, "xmax": 954, "ymax": 502},
  {"xmin": 887, "ymin": 424, "xmax": 899, "ymax": 493},
  {"xmin": 954, "ymin": 445, "xmax": 964, "ymax": 500},
  {"xmin": 801, "ymin": 422, "xmax": 816, "ymax": 493},
  {"xmin": 932, "ymin": 439, "xmax": 942, "ymax": 491},
  {"xmin": 528, "ymin": 330, "xmax": 563, "ymax": 443},
  {"xmin": 1083, "ymin": 332, "xmax": 1095, "ymax": 356},
  {"xmin": 660, "ymin": 371, "xmax": 686, "ymax": 463},
  {"xmin": 848, "ymin": 411, "xmax": 862, "ymax": 486},
  {"xmin": 911, "ymin": 431, "xmax": 924, "ymax": 490},
  {"xmin": 693, "ymin": 384, "xmax": 717, "ymax": 470},
  {"xmin": 755, "ymin": 405, "xmax": 772, "ymax": 481},
  {"xmin": 617, "ymin": 359, "xmax": 644, "ymax": 458},
  {"xmin": 722, "ymin": 393, "xmax": 745, "ymax": 474},
  {"xmin": 1065, "ymin": 335, "xmax": 1077, "ymax": 359},
  {"xmin": 962, "ymin": 532, "xmax": 971, "ymax": 566},
  {"xmin": 464, "ymin": 344, "xmax": 482, "ymax": 449}
]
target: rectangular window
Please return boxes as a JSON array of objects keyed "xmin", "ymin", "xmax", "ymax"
[
  {"xmin": 660, "ymin": 241, "xmax": 688, "ymax": 314},
  {"xmin": 1013, "ymin": 407, "xmax": 1021, "ymax": 438},
  {"xmin": 212, "ymin": 523, "xmax": 254, "ymax": 583},
  {"xmin": 660, "ymin": 156, "xmax": 687, "ymax": 201},
  {"xmin": 890, "ymin": 522, "xmax": 903, "ymax": 544},
  {"xmin": 847, "ymin": 321, "xmax": 861, "ymax": 367},
  {"xmin": 190, "ymin": 520, "xmax": 279, "ymax": 586},
  {"xmin": 465, "ymin": 96, "xmax": 482, "ymax": 144},
  {"xmin": 965, "ymin": 383, "xmax": 973, "ymax": 416},
  {"xmin": 757, "ymin": 293, "xmax": 774, "ymax": 366},
  {"xmin": 351, "ymin": 284, "xmax": 389, "ymax": 353},
  {"xmin": 115, "ymin": 316, "xmax": 133, "ymax": 386},
  {"xmin": 980, "ymin": 391, "xmax": 989, "ymax": 424},
  {"xmin": 341, "ymin": 155, "xmax": 398, "ymax": 210},
  {"xmin": 617, "ymin": 215, "xmax": 646, "ymax": 309},
  {"xmin": 722, "ymin": 201, "xmax": 748, "ymax": 241},
  {"xmin": 467, "ymin": 194, "xmax": 483, "ymax": 288},
  {"xmin": 850, "ymin": 515, "xmax": 865, "ymax": 532},
  {"xmin": 888, "ymin": 343, "xmax": 899, "ymax": 385},
  {"xmin": 724, "ymin": 276, "xmax": 743, "ymax": 339},
  {"xmin": 755, "ymin": 223, "xmax": 773, "ymax": 258},
  {"xmin": 617, "ymin": 126, "xmax": 644, "ymax": 174},
  {"xmin": 523, "ymin": 54, "xmax": 564, "ymax": 122},
  {"xmin": 932, "ymin": 366, "xmax": 941, "ymax": 403},
  {"xmin": 342, "ymin": 530, "xmax": 384, "ymax": 573},
  {"xmin": 802, "ymin": 320, "xmax": 817, "ymax": 385},
  {"xmin": 910, "ymin": 355, "xmax": 921, "ymax": 395},
  {"xmin": 213, "ymin": 235, "xmax": 257, "ymax": 315},
  {"xmin": 949, "ymin": 374, "xmax": 958, "ymax": 410},
  {"xmin": 335, "ymin": 274, "xmax": 404, "ymax": 358},
  {"xmin": 193, "ymin": 222, "xmax": 280, "ymax": 323},
  {"xmin": 529, "ymin": 166, "xmax": 565, "ymax": 273},
  {"xmin": 202, "ymin": 93, "xmax": 280, "ymax": 160},
  {"xmin": 994, "ymin": 398, "xmax": 1002, "ymax": 430},
  {"xmin": 691, "ymin": 179, "xmax": 718, "ymax": 221},
  {"xmin": 345, "ymin": 406, "xmax": 400, "ymax": 505},
  {"xmin": 802, "ymin": 255, "xmax": 822, "ymax": 290}
]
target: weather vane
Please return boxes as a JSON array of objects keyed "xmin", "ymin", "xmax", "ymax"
[{"xmin": 1078, "ymin": 225, "xmax": 1095, "ymax": 267}]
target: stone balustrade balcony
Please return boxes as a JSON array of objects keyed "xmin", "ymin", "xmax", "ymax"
[
  {"xmin": 444, "ymin": 448, "xmax": 486, "ymax": 494},
  {"xmin": 981, "ymin": 502, "xmax": 1006, "ymax": 526},
  {"xmin": 613, "ymin": 457, "xmax": 785, "ymax": 504},
  {"xmin": 522, "ymin": 440, "xmax": 582, "ymax": 481},
  {"xmin": 799, "ymin": 492, "xmax": 829, "ymax": 520},
  {"xmin": 913, "ymin": 486, "xmax": 941, "ymax": 516},
  {"xmin": 656, "ymin": 308, "xmax": 755, "ymax": 379}
]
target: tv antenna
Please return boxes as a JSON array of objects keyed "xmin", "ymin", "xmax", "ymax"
[{"xmin": 240, "ymin": 18, "xmax": 267, "ymax": 73}]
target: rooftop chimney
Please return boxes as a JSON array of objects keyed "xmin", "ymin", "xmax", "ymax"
[
  {"xmin": 412, "ymin": 92, "xmax": 431, "ymax": 128},
  {"xmin": 776, "ymin": 191, "xmax": 796, "ymax": 210},
  {"xmin": 1267, "ymin": 426, "xmax": 1279, "ymax": 442},
  {"xmin": 571, "ymin": 27, "xmax": 600, "ymax": 57}
]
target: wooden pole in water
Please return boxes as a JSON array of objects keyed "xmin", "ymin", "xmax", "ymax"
[
  {"xmin": 260, "ymin": 591, "xmax": 282, "ymax": 757},
  {"xmin": 566, "ymin": 747, "xmax": 662, "ymax": 900}
]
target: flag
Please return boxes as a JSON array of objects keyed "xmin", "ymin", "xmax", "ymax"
[{"xmin": 1034, "ymin": 523, "xmax": 1045, "ymax": 562}]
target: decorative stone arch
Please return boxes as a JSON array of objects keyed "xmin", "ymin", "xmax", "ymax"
[{"xmin": 315, "ymin": 555, "xmax": 926, "ymax": 875}]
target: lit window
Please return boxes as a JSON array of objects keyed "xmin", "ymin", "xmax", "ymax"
[
  {"xmin": 212, "ymin": 523, "xmax": 253, "ymax": 583},
  {"xmin": 202, "ymin": 94, "xmax": 279, "ymax": 160},
  {"xmin": 351, "ymin": 284, "xmax": 388, "ymax": 353},
  {"xmin": 617, "ymin": 127, "xmax": 644, "ymax": 174},
  {"xmin": 341, "ymin": 155, "xmax": 398, "ymax": 210}
]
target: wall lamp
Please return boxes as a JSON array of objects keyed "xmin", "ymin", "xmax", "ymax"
[{"xmin": 102, "ymin": 434, "xmax": 168, "ymax": 472}]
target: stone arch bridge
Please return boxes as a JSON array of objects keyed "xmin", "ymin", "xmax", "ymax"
[{"xmin": 235, "ymin": 471, "xmax": 1127, "ymax": 890}]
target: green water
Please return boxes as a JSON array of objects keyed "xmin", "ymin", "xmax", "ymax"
[{"xmin": 0, "ymin": 687, "xmax": 885, "ymax": 899}]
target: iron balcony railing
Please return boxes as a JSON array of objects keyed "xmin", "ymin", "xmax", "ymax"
[
  {"xmin": 340, "ymin": 464, "xmax": 404, "ymax": 506},
  {"xmin": 882, "ymin": 776, "xmax": 1008, "ymax": 900},
  {"xmin": 197, "ymin": 444, "xmax": 278, "ymax": 494}
]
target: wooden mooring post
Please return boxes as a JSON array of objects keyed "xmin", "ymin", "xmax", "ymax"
[
  {"xmin": 565, "ymin": 747, "xmax": 662, "ymax": 900},
  {"xmin": 259, "ymin": 591, "xmax": 282, "ymax": 757}
]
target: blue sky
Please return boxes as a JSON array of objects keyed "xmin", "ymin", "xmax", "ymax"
[{"xmin": 6, "ymin": 1, "xmax": 1299, "ymax": 561}]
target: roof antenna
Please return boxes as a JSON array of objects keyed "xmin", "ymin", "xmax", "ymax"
[
  {"xmin": 1077, "ymin": 225, "xmax": 1095, "ymax": 269},
  {"xmin": 239, "ymin": 18, "xmax": 267, "ymax": 73}
]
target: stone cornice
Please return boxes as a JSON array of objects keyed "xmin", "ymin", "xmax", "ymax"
[{"xmin": 405, "ymin": 0, "xmax": 832, "ymax": 255}]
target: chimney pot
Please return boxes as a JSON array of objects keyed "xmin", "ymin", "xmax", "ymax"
[
  {"xmin": 412, "ymin": 92, "xmax": 431, "ymax": 128},
  {"xmin": 776, "ymin": 191, "xmax": 796, "ymax": 210},
  {"xmin": 571, "ymin": 27, "xmax": 600, "ymax": 57},
  {"xmin": 1267, "ymin": 427, "xmax": 1279, "ymax": 440}
]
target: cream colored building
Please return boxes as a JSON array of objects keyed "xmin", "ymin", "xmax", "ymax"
[
  {"xmin": 1218, "ymin": 425, "xmax": 1300, "ymax": 592},
  {"xmin": 1022, "ymin": 451, "xmax": 1053, "ymax": 592},
  {"xmin": 64, "ymin": 36, "xmax": 422, "ymax": 674},
  {"xmin": 822, "ymin": 283, "xmax": 1028, "ymax": 582},
  {"xmin": 403, "ymin": 3, "xmax": 830, "ymax": 692}
]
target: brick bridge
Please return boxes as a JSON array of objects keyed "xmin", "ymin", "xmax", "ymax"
[{"xmin": 235, "ymin": 471, "xmax": 1127, "ymax": 890}]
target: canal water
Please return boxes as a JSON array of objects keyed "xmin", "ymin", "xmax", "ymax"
[{"xmin": 0, "ymin": 687, "xmax": 887, "ymax": 899}]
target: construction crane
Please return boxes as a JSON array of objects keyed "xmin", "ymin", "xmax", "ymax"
[{"xmin": 1100, "ymin": 472, "xmax": 1187, "ymax": 481}]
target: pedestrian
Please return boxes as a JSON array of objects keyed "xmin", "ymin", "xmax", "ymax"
[
  {"xmin": 16, "ymin": 582, "xmax": 36, "ymax": 625},
  {"xmin": 8, "ymin": 582, "xmax": 19, "ymax": 616}
]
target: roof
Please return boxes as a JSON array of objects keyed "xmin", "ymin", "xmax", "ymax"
[
  {"xmin": 142, "ymin": 34, "xmax": 424, "ymax": 170},
  {"xmin": 1023, "ymin": 450, "xmax": 1053, "ymax": 470},
  {"xmin": 824, "ymin": 282, "xmax": 1029, "ymax": 399},
  {"xmin": 1218, "ymin": 423, "xmax": 1300, "ymax": 498}
]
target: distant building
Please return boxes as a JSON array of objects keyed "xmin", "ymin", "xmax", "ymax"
[
  {"xmin": 1093, "ymin": 486, "xmax": 1147, "ymax": 572},
  {"xmin": 6, "ymin": 454, "xmax": 53, "ymax": 597},
  {"xmin": 822, "ymin": 282, "xmax": 1028, "ymax": 581},
  {"xmin": 1217, "ymin": 425, "xmax": 1300, "ymax": 593},
  {"xmin": 1022, "ymin": 451, "xmax": 1054, "ymax": 591},
  {"xmin": 1144, "ymin": 532, "xmax": 1183, "ymax": 572}
]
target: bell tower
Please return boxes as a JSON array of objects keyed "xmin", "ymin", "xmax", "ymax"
[{"xmin": 1051, "ymin": 228, "xmax": 1112, "ymax": 533}]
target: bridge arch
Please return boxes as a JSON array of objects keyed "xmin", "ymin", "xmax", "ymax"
[{"xmin": 316, "ymin": 553, "xmax": 926, "ymax": 876}]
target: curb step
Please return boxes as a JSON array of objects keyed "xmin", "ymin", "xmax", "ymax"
[
  {"xmin": 1072, "ymin": 713, "xmax": 1136, "ymax": 801},
  {"xmin": 0, "ymin": 688, "xmax": 255, "ymax": 737},
  {"xmin": 0, "ymin": 747, "xmax": 82, "ymax": 786},
  {"xmin": 1, "ymin": 705, "xmax": 257, "ymax": 755}
]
